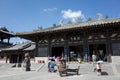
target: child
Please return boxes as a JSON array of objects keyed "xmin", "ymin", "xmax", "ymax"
[{"xmin": 96, "ymin": 63, "xmax": 101, "ymax": 76}]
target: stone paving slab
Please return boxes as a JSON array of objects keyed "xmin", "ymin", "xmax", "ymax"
[
  {"xmin": 116, "ymin": 64, "xmax": 120, "ymax": 73},
  {"xmin": 0, "ymin": 63, "xmax": 120, "ymax": 80},
  {"xmin": 0, "ymin": 71, "xmax": 119, "ymax": 80}
]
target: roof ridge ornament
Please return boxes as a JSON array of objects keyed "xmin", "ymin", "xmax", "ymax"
[{"xmin": 96, "ymin": 13, "xmax": 103, "ymax": 20}]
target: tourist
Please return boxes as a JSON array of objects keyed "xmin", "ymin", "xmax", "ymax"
[
  {"xmin": 48, "ymin": 59, "xmax": 51, "ymax": 72},
  {"xmin": 48, "ymin": 60, "xmax": 56, "ymax": 72},
  {"xmin": 92, "ymin": 52, "xmax": 96, "ymax": 66},
  {"xmin": 96, "ymin": 63, "xmax": 101, "ymax": 76},
  {"xmin": 77, "ymin": 52, "xmax": 81, "ymax": 64},
  {"xmin": 24, "ymin": 53, "xmax": 31, "ymax": 71}
]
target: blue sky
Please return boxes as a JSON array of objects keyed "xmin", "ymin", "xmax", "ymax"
[{"xmin": 0, "ymin": 0, "xmax": 120, "ymax": 43}]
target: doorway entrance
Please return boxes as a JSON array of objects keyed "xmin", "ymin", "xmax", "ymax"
[
  {"xmin": 52, "ymin": 47, "xmax": 64, "ymax": 57},
  {"xmin": 89, "ymin": 44, "xmax": 107, "ymax": 61},
  {"xmin": 69, "ymin": 45, "xmax": 83, "ymax": 61},
  {"xmin": 10, "ymin": 54, "xmax": 23, "ymax": 63}
]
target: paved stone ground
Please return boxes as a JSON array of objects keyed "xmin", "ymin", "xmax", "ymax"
[
  {"xmin": 0, "ymin": 62, "xmax": 120, "ymax": 80},
  {"xmin": 116, "ymin": 64, "xmax": 120, "ymax": 73}
]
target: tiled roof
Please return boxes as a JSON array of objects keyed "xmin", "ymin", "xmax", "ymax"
[
  {"xmin": 0, "ymin": 29, "xmax": 15, "ymax": 39},
  {"xmin": 2, "ymin": 42, "xmax": 31, "ymax": 51},
  {"xmin": 16, "ymin": 18, "xmax": 120, "ymax": 35},
  {"xmin": 23, "ymin": 44, "xmax": 35, "ymax": 51}
]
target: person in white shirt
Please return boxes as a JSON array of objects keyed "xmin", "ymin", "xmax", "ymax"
[
  {"xmin": 92, "ymin": 53, "xmax": 96, "ymax": 66},
  {"xmin": 96, "ymin": 63, "xmax": 101, "ymax": 76}
]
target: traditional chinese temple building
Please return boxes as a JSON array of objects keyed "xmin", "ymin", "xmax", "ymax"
[
  {"xmin": 2, "ymin": 42, "xmax": 35, "ymax": 63},
  {"xmin": 0, "ymin": 27, "xmax": 15, "ymax": 61},
  {"xmin": 16, "ymin": 18, "xmax": 120, "ymax": 63}
]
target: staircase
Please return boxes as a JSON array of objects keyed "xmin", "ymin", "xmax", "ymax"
[{"xmin": 111, "ymin": 56, "xmax": 120, "ymax": 64}]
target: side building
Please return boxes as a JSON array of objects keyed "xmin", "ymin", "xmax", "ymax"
[
  {"xmin": 1, "ymin": 42, "xmax": 35, "ymax": 63},
  {"xmin": 0, "ymin": 27, "xmax": 15, "ymax": 61},
  {"xmin": 16, "ymin": 18, "xmax": 120, "ymax": 63}
]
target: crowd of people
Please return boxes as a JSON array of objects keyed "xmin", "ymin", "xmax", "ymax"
[{"xmin": 48, "ymin": 50, "xmax": 103, "ymax": 76}]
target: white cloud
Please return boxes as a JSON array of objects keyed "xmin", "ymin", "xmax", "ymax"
[
  {"xmin": 43, "ymin": 8, "xmax": 57, "ymax": 12},
  {"xmin": 61, "ymin": 9, "xmax": 85, "ymax": 23}
]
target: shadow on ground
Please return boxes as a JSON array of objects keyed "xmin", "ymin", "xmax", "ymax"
[
  {"xmin": 59, "ymin": 72, "xmax": 80, "ymax": 77},
  {"xmin": 101, "ymin": 71, "xmax": 108, "ymax": 75}
]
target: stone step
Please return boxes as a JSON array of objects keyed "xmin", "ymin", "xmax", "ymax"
[{"xmin": 111, "ymin": 56, "xmax": 120, "ymax": 64}]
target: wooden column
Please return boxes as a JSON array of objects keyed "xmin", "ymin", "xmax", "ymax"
[
  {"xmin": 83, "ymin": 32, "xmax": 89, "ymax": 62},
  {"xmin": 5, "ymin": 53, "xmax": 8, "ymax": 63},
  {"xmin": 1, "ymin": 37, "xmax": 3, "ymax": 42},
  {"xmin": 8, "ymin": 37, "xmax": 10, "ymax": 44},
  {"xmin": 48, "ymin": 38, "xmax": 52, "ymax": 57},
  {"xmin": 17, "ymin": 54, "xmax": 19, "ymax": 63},
  {"xmin": 64, "ymin": 35, "xmax": 69, "ymax": 62},
  {"xmin": 106, "ymin": 31, "xmax": 112, "ymax": 62},
  {"xmin": 35, "ymin": 37, "xmax": 39, "ymax": 57}
]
